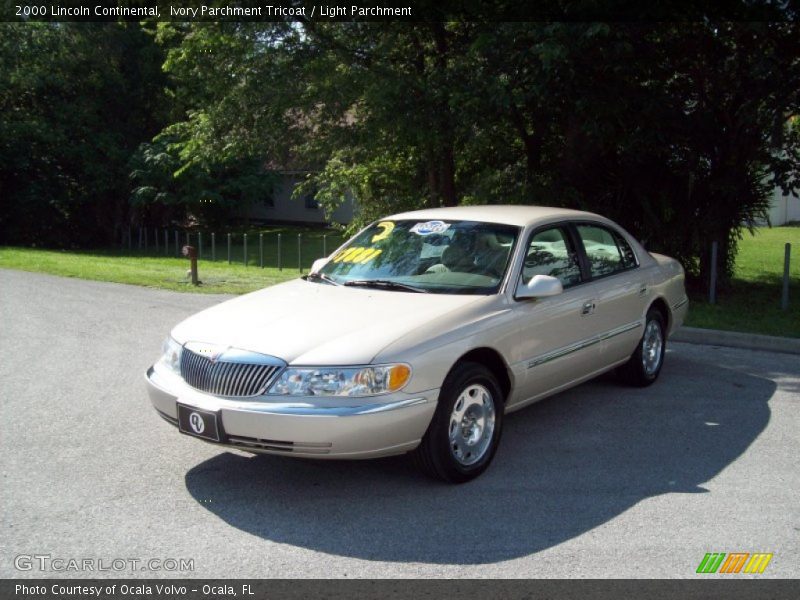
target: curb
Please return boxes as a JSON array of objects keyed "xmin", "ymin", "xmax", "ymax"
[{"xmin": 671, "ymin": 326, "xmax": 800, "ymax": 355}]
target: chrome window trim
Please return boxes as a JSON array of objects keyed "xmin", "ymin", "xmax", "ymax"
[
  {"xmin": 572, "ymin": 220, "xmax": 641, "ymax": 280},
  {"xmin": 510, "ymin": 220, "xmax": 583, "ymax": 300},
  {"xmin": 509, "ymin": 218, "xmax": 644, "ymax": 302}
]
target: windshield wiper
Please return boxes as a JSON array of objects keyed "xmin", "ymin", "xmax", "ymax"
[
  {"xmin": 343, "ymin": 279, "xmax": 429, "ymax": 293},
  {"xmin": 302, "ymin": 272, "xmax": 341, "ymax": 286}
]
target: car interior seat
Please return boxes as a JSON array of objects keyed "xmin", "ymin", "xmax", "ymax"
[{"xmin": 441, "ymin": 232, "xmax": 476, "ymax": 272}]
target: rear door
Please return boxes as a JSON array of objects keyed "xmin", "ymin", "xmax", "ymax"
[{"xmin": 572, "ymin": 222, "xmax": 647, "ymax": 365}]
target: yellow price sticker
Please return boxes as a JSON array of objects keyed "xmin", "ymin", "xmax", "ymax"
[
  {"xmin": 371, "ymin": 221, "xmax": 395, "ymax": 243},
  {"xmin": 332, "ymin": 247, "xmax": 382, "ymax": 264}
]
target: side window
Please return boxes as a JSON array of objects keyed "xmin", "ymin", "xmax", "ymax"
[
  {"xmin": 522, "ymin": 227, "xmax": 582, "ymax": 288},
  {"xmin": 613, "ymin": 230, "xmax": 638, "ymax": 269},
  {"xmin": 576, "ymin": 224, "xmax": 637, "ymax": 278}
]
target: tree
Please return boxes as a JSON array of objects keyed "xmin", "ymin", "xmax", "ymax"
[
  {"xmin": 3, "ymin": 8, "xmax": 797, "ymax": 291},
  {"xmin": 155, "ymin": 22, "xmax": 486, "ymax": 226},
  {"xmin": 129, "ymin": 134, "xmax": 279, "ymax": 228},
  {"xmin": 462, "ymin": 21, "xmax": 800, "ymax": 286},
  {"xmin": 0, "ymin": 22, "xmax": 168, "ymax": 246}
]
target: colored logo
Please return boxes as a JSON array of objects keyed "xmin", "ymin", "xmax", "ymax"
[
  {"xmin": 696, "ymin": 552, "xmax": 773, "ymax": 574},
  {"xmin": 410, "ymin": 220, "xmax": 450, "ymax": 235}
]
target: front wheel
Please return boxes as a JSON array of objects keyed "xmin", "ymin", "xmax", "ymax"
[
  {"xmin": 412, "ymin": 362, "xmax": 504, "ymax": 483},
  {"xmin": 619, "ymin": 307, "xmax": 666, "ymax": 387}
]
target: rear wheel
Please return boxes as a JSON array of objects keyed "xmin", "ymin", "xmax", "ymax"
[
  {"xmin": 412, "ymin": 362, "xmax": 504, "ymax": 483},
  {"xmin": 619, "ymin": 307, "xmax": 666, "ymax": 386}
]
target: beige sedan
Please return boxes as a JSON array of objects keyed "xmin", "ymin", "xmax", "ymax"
[{"xmin": 146, "ymin": 205, "xmax": 687, "ymax": 482}]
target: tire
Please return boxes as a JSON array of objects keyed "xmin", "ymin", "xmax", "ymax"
[
  {"xmin": 619, "ymin": 307, "xmax": 666, "ymax": 387},
  {"xmin": 412, "ymin": 361, "xmax": 504, "ymax": 483}
]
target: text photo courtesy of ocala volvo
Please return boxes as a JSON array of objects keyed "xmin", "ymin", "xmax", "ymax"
[{"xmin": 146, "ymin": 205, "xmax": 687, "ymax": 483}]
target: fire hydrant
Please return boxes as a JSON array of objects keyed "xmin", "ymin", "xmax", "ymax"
[{"xmin": 182, "ymin": 245, "xmax": 200, "ymax": 286}]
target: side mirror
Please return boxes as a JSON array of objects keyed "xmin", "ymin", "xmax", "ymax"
[
  {"xmin": 516, "ymin": 274, "xmax": 563, "ymax": 299},
  {"xmin": 310, "ymin": 257, "xmax": 328, "ymax": 273}
]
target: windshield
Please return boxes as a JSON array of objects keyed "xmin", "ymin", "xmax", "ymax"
[{"xmin": 317, "ymin": 219, "xmax": 520, "ymax": 294}]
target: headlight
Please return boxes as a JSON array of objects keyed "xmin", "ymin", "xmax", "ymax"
[
  {"xmin": 157, "ymin": 337, "xmax": 182, "ymax": 375},
  {"xmin": 267, "ymin": 364, "xmax": 411, "ymax": 397}
]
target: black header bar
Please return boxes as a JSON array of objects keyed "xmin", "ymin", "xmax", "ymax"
[{"xmin": 1, "ymin": 0, "xmax": 798, "ymax": 23}]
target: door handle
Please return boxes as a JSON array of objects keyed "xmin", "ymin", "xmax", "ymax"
[{"xmin": 582, "ymin": 301, "xmax": 596, "ymax": 315}]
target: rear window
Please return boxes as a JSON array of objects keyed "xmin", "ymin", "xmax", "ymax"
[{"xmin": 576, "ymin": 224, "xmax": 637, "ymax": 278}]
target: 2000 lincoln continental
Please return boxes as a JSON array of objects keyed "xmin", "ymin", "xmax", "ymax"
[{"xmin": 146, "ymin": 205, "xmax": 688, "ymax": 482}]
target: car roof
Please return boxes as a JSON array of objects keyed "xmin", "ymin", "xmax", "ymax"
[{"xmin": 385, "ymin": 204, "xmax": 603, "ymax": 227}]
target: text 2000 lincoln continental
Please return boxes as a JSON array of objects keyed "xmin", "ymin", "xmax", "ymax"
[{"xmin": 146, "ymin": 205, "xmax": 688, "ymax": 482}]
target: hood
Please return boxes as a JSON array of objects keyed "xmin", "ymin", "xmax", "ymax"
[{"xmin": 171, "ymin": 278, "xmax": 484, "ymax": 365}]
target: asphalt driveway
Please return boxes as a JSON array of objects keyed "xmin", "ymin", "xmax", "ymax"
[{"xmin": 1, "ymin": 269, "xmax": 797, "ymax": 578}]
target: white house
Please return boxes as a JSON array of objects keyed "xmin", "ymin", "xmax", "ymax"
[
  {"xmin": 766, "ymin": 187, "xmax": 800, "ymax": 225},
  {"xmin": 243, "ymin": 173, "xmax": 355, "ymax": 225}
]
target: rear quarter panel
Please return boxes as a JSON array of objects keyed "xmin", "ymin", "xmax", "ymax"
[{"xmin": 648, "ymin": 253, "xmax": 688, "ymax": 336}]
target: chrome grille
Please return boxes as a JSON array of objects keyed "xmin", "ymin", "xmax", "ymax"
[{"xmin": 180, "ymin": 347, "xmax": 281, "ymax": 397}]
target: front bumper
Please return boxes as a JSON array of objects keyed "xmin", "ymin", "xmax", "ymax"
[{"xmin": 145, "ymin": 365, "xmax": 438, "ymax": 459}]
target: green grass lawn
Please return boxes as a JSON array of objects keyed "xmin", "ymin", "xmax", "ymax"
[
  {"xmin": 1, "ymin": 225, "xmax": 798, "ymax": 336},
  {"xmin": 0, "ymin": 248, "xmax": 292, "ymax": 294},
  {"xmin": 685, "ymin": 226, "xmax": 800, "ymax": 337},
  {"xmin": 0, "ymin": 227, "xmax": 345, "ymax": 295}
]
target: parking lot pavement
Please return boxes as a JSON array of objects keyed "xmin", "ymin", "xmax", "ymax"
[{"xmin": 1, "ymin": 268, "xmax": 798, "ymax": 579}]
